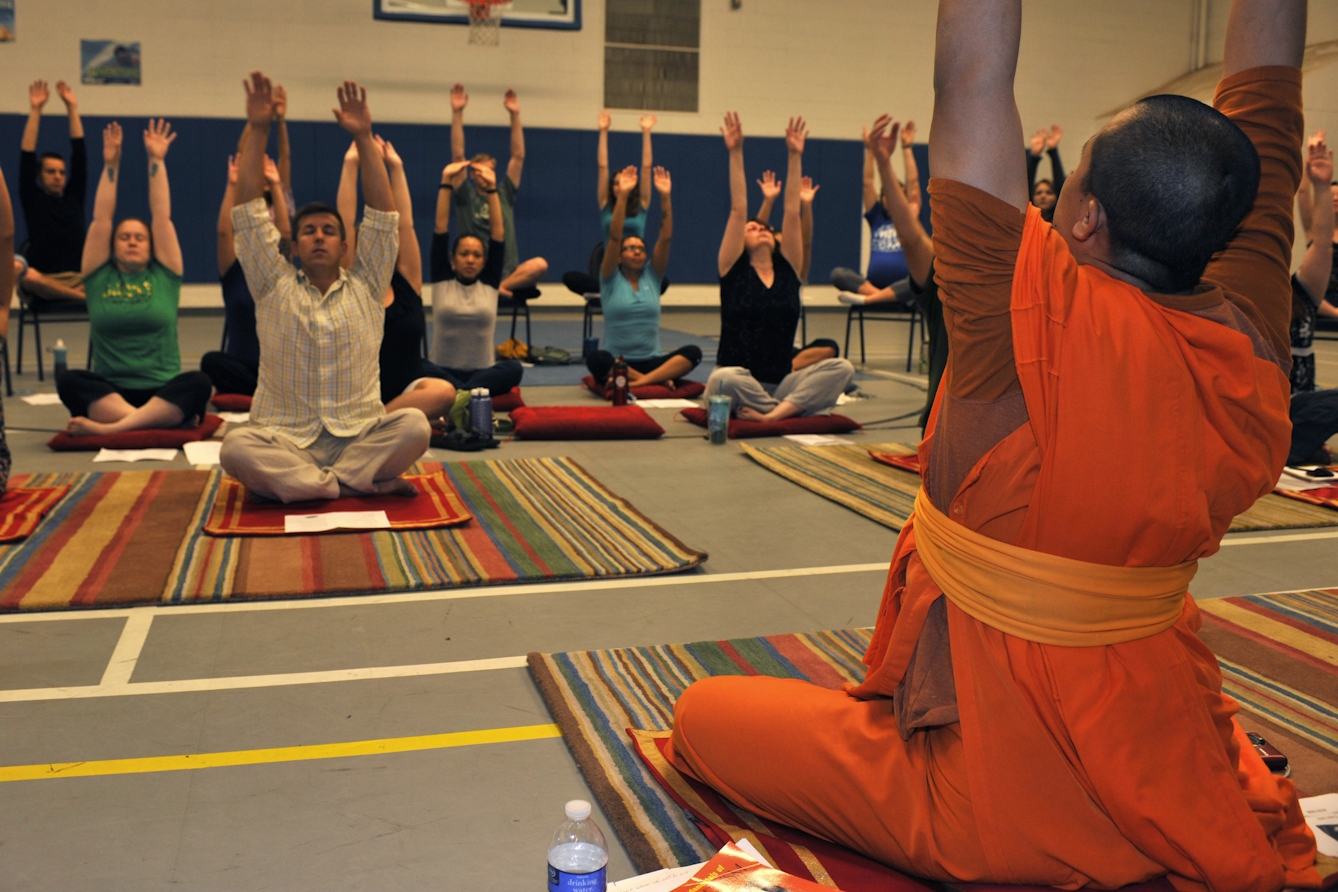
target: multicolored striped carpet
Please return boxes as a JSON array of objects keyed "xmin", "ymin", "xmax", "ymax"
[
  {"xmin": 0, "ymin": 459, "xmax": 706, "ymax": 611},
  {"xmin": 530, "ymin": 589, "xmax": 1337, "ymax": 887},
  {"xmin": 741, "ymin": 442, "xmax": 1338, "ymax": 533}
]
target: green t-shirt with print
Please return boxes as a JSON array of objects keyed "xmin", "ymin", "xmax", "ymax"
[{"xmin": 85, "ymin": 261, "xmax": 182, "ymax": 390}]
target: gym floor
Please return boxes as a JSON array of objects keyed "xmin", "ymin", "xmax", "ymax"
[{"xmin": 1, "ymin": 308, "xmax": 1335, "ymax": 890}]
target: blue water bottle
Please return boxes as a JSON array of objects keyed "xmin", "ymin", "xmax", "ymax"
[
  {"xmin": 547, "ymin": 800, "xmax": 607, "ymax": 892},
  {"xmin": 468, "ymin": 388, "xmax": 493, "ymax": 436}
]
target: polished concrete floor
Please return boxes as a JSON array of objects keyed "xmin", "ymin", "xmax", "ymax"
[{"xmin": 0, "ymin": 309, "xmax": 1335, "ymax": 890}]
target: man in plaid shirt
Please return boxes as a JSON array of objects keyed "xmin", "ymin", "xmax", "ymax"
[{"xmin": 220, "ymin": 72, "xmax": 430, "ymax": 503}]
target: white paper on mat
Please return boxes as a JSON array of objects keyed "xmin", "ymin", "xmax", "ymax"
[
  {"xmin": 605, "ymin": 838, "xmax": 770, "ymax": 891},
  {"xmin": 216, "ymin": 411, "xmax": 250, "ymax": 423},
  {"xmin": 183, "ymin": 441, "xmax": 223, "ymax": 466},
  {"xmin": 1301, "ymin": 793, "xmax": 1338, "ymax": 857},
  {"xmin": 632, "ymin": 398, "xmax": 700, "ymax": 409},
  {"xmin": 783, "ymin": 434, "xmax": 852, "ymax": 446},
  {"xmin": 92, "ymin": 448, "xmax": 179, "ymax": 463},
  {"xmin": 284, "ymin": 510, "xmax": 391, "ymax": 534},
  {"xmin": 19, "ymin": 393, "xmax": 64, "ymax": 406},
  {"xmin": 1274, "ymin": 472, "xmax": 1336, "ymax": 492}
]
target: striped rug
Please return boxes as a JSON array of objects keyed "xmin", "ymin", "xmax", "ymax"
[
  {"xmin": 0, "ymin": 478, "xmax": 72, "ymax": 542},
  {"xmin": 742, "ymin": 442, "xmax": 1338, "ymax": 533},
  {"xmin": 531, "ymin": 590, "xmax": 1337, "ymax": 887},
  {"xmin": 0, "ymin": 459, "xmax": 706, "ymax": 611}
]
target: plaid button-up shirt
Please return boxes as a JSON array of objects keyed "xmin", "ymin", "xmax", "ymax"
[{"xmin": 231, "ymin": 198, "xmax": 399, "ymax": 447}]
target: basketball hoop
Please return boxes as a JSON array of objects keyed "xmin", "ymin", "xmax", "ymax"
[{"xmin": 467, "ymin": 0, "xmax": 511, "ymax": 46}]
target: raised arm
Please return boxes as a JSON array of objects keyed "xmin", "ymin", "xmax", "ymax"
[
  {"xmin": 21, "ymin": 80, "xmax": 46, "ymax": 153},
  {"xmin": 1297, "ymin": 133, "xmax": 1318, "ymax": 233},
  {"xmin": 899, "ymin": 120, "xmax": 921, "ymax": 217},
  {"xmin": 799, "ymin": 176, "xmax": 817, "ymax": 283},
  {"xmin": 602, "ymin": 166, "xmax": 636, "ymax": 280},
  {"xmin": 451, "ymin": 83, "xmax": 467, "ymax": 163},
  {"xmin": 779, "ymin": 117, "xmax": 806, "ymax": 273},
  {"xmin": 266, "ymin": 154, "xmax": 291, "ymax": 254},
  {"xmin": 272, "ymin": 83, "xmax": 293, "ymax": 211},
  {"xmin": 379, "ymin": 137, "xmax": 420, "ymax": 291},
  {"xmin": 0, "ymin": 167, "xmax": 14, "ymax": 338},
  {"xmin": 929, "ymin": 0, "xmax": 1028, "ymax": 210},
  {"xmin": 871, "ymin": 116, "xmax": 935, "ymax": 286},
  {"xmin": 337, "ymin": 141, "xmax": 360, "ymax": 268},
  {"xmin": 436, "ymin": 159, "xmax": 469, "ymax": 234},
  {"xmin": 1044, "ymin": 125, "xmax": 1065, "ymax": 194},
  {"xmin": 652, "ymin": 165, "xmax": 673, "ymax": 277},
  {"xmin": 755, "ymin": 170, "xmax": 780, "ymax": 226},
  {"xmin": 1025, "ymin": 128, "xmax": 1045, "ymax": 194},
  {"xmin": 639, "ymin": 114, "xmax": 656, "ymax": 209},
  {"xmin": 597, "ymin": 109, "xmax": 611, "ymax": 209},
  {"xmin": 505, "ymin": 89, "xmax": 524, "ymax": 188},
  {"xmin": 81, "ymin": 122, "xmax": 121, "ymax": 276},
  {"xmin": 57, "ymin": 80, "xmax": 83, "ymax": 141},
  {"xmin": 218, "ymin": 152, "xmax": 240, "ymax": 275},
  {"xmin": 718, "ymin": 112, "xmax": 747, "ymax": 276},
  {"xmin": 333, "ymin": 82, "xmax": 392, "ymax": 213},
  {"xmin": 862, "ymin": 131, "xmax": 878, "ymax": 212},
  {"xmin": 237, "ymin": 73, "xmax": 272, "ymax": 207},
  {"xmin": 1295, "ymin": 133, "xmax": 1334, "ymax": 303},
  {"xmin": 144, "ymin": 119, "xmax": 182, "ymax": 276}
]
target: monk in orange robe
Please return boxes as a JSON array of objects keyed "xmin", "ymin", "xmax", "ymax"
[{"xmin": 666, "ymin": 1, "xmax": 1322, "ymax": 889}]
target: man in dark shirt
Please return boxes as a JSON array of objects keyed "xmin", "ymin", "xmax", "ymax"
[{"xmin": 18, "ymin": 79, "xmax": 87, "ymax": 303}]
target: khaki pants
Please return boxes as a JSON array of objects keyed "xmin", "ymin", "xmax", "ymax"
[{"xmin": 219, "ymin": 409, "xmax": 432, "ymax": 503}]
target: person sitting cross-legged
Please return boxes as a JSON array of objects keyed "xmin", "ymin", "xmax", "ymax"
[
  {"xmin": 56, "ymin": 119, "xmax": 212, "ymax": 436},
  {"xmin": 219, "ymin": 72, "xmax": 429, "ymax": 504},
  {"xmin": 585, "ymin": 165, "xmax": 700, "ymax": 389},
  {"xmin": 17, "ymin": 79, "xmax": 88, "ymax": 304}
]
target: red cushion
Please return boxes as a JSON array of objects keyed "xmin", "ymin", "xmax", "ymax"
[
  {"xmin": 47, "ymin": 414, "xmax": 226, "ymax": 452},
  {"xmin": 680, "ymin": 407, "xmax": 861, "ymax": 439},
  {"xmin": 510, "ymin": 405, "xmax": 665, "ymax": 440},
  {"xmin": 210, "ymin": 393, "xmax": 253, "ymax": 411},
  {"xmin": 492, "ymin": 387, "xmax": 525, "ymax": 412},
  {"xmin": 581, "ymin": 375, "xmax": 706, "ymax": 401}
]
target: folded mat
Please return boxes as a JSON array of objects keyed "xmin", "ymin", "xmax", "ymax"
[
  {"xmin": 0, "ymin": 459, "xmax": 706, "ymax": 611},
  {"xmin": 202, "ymin": 472, "xmax": 472, "ymax": 536},
  {"xmin": 531, "ymin": 594, "xmax": 1338, "ymax": 891},
  {"xmin": 210, "ymin": 393, "xmax": 252, "ymax": 412},
  {"xmin": 510, "ymin": 405, "xmax": 664, "ymax": 440},
  {"xmin": 46, "ymin": 414, "xmax": 225, "ymax": 452},
  {"xmin": 680, "ymin": 406, "xmax": 861, "ymax": 439},
  {"xmin": 745, "ymin": 442, "xmax": 1338, "ymax": 534},
  {"xmin": 580, "ymin": 375, "xmax": 705, "ymax": 401},
  {"xmin": 0, "ymin": 480, "xmax": 72, "ymax": 542}
]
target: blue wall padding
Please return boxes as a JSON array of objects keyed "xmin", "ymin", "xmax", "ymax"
[{"xmin": 2, "ymin": 113, "xmax": 929, "ymax": 286}]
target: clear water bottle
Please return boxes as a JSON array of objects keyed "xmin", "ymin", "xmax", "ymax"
[
  {"xmin": 52, "ymin": 338, "xmax": 68, "ymax": 377},
  {"xmin": 547, "ymin": 799, "xmax": 607, "ymax": 892}
]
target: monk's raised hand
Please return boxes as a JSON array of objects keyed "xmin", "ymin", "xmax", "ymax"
[{"xmin": 243, "ymin": 72, "xmax": 273, "ymax": 127}]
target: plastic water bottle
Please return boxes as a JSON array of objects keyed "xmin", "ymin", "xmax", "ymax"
[
  {"xmin": 611, "ymin": 357, "xmax": 630, "ymax": 407},
  {"xmin": 52, "ymin": 338, "xmax": 68, "ymax": 377},
  {"xmin": 547, "ymin": 799, "xmax": 607, "ymax": 892},
  {"xmin": 707, "ymin": 394, "xmax": 730, "ymax": 445},
  {"xmin": 468, "ymin": 387, "xmax": 492, "ymax": 436}
]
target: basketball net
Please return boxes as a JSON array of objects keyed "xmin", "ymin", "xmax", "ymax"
[{"xmin": 467, "ymin": 0, "xmax": 510, "ymax": 46}]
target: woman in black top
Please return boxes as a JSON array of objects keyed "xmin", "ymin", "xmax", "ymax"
[
  {"xmin": 706, "ymin": 112, "xmax": 853, "ymax": 422},
  {"xmin": 339, "ymin": 138, "xmax": 456, "ymax": 420},
  {"xmin": 1026, "ymin": 126, "xmax": 1065, "ymax": 223}
]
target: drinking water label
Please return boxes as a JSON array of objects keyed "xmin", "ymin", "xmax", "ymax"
[{"xmin": 547, "ymin": 863, "xmax": 606, "ymax": 891}]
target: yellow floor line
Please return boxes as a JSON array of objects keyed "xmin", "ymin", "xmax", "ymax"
[{"xmin": 0, "ymin": 723, "xmax": 561, "ymax": 783}]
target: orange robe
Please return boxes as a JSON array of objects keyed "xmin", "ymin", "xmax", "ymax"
[{"xmin": 668, "ymin": 67, "xmax": 1319, "ymax": 891}]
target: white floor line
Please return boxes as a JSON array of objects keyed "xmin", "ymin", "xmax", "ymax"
[
  {"xmin": 0, "ymin": 563, "xmax": 890, "ymax": 625},
  {"xmin": 1218, "ymin": 529, "xmax": 1338, "ymax": 546},
  {"xmin": 0, "ymin": 655, "xmax": 529, "ymax": 703},
  {"xmin": 98, "ymin": 612, "xmax": 155, "ymax": 687}
]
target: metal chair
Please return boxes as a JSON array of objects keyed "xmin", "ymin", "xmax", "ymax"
[
  {"xmin": 841, "ymin": 279, "xmax": 920, "ymax": 372},
  {"xmin": 498, "ymin": 287, "xmax": 537, "ymax": 347}
]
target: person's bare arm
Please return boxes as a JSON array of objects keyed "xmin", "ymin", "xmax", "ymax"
[
  {"xmin": 597, "ymin": 109, "xmax": 611, "ymax": 209},
  {"xmin": 379, "ymin": 136, "xmax": 421, "ymax": 292},
  {"xmin": 81, "ymin": 122, "xmax": 120, "ymax": 277},
  {"xmin": 144, "ymin": 119, "xmax": 183, "ymax": 276},
  {"xmin": 56, "ymin": 80, "xmax": 83, "ymax": 140},
  {"xmin": 718, "ymin": 112, "xmax": 747, "ymax": 276},
  {"xmin": 799, "ymin": 176, "xmax": 817, "ymax": 283},
  {"xmin": 272, "ymin": 83, "xmax": 293, "ymax": 211},
  {"xmin": 1297, "ymin": 176, "xmax": 1315, "ymax": 235},
  {"xmin": 929, "ymin": 0, "xmax": 1028, "ymax": 210},
  {"xmin": 872, "ymin": 115, "xmax": 935, "ymax": 286},
  {"xmin": 1222, "ymin": 0, "xmax": 1305, "ymax": 77},
  {"xmin": 333, "ymin": 82, "xmax": 392, "ymax": 213},
  {"xmin": 0, "ymin": 167, "xmax": 15, "ymax": 338},
  {"xmin": 1296, "ymin": 134, "xmax": 1333, "ymax": 302},
  {"xmin": 505, "ymin": 89, "xmax": 524, "ymax": 189},
  {"xmin": 469, "ymin": 159, "xmax": 504, "ymax": 245},
  {"xmin": 451, "ymin": 83, "xmax": 467, "ymax": 163},
  {"xmin": 337, "ymin": 141, "xmax": 360, "ymax": 269},
  {"xmin": 266, "ymin": 155, "xmax": 291, "ymax": 254},
  {"xmin": 21, "ymin": 80, "xmax": 46, "ymax": 153},
  {"xmin": 862, "ymin": 127, "xmax": 878, "ymax": 212},
  {"xmin": 652, "ymin": 165, "xmax": 672, "ymax": 277},
  {"xmin": 755, "ymin": 170, "xmax": 780, "ymax": 226},
  {"xmin": 602, "ymin": 166, "xmax": 636, "ymax": 280},
  {"xmin": 779, "ymin": 117, "xmax": 806, "ymax": 273},
  {"xmin": 639, "ymin": 114, "xmax": 656, "ymax": 209},
  {"xmin": 436, "ymin": 160, "xmax": 469, "ymax": 234},
  {"xmin": 218, "ymin": 152, "xmax": 240, "ymax": 275},
  {"xmin": 899, "ymin": 120, "xmax": 922, "ymax": 217},
  {"xmin": 237, "ymin": 73, "xmax": 272, "ymax": 207}
]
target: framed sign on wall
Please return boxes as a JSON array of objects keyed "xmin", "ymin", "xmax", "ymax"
[{"xmin": 373, "ymin": 0, "xmax": 580, "ymax": 30}]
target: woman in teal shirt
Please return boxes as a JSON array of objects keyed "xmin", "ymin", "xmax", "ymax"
[{"xmin": 57, "ymin": 119, "xmax": 211, "ymax": 435}]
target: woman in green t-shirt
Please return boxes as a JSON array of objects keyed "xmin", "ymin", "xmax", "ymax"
[{"xmin": 56, "ymin": 119, "xmax": 211, "ymax": 436}]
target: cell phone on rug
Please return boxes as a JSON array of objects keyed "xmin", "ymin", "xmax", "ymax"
[{"xmin": 1246, "ymin": 732, "xmax": 1289, "ymax": 775}]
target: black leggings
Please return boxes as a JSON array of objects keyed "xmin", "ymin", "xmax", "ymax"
[
  {"xmin": 586, "ymin": 345, "xmax": 703, "ymax": 384},
  {"xmin": 1289, "ymin": 388, "xmax": 1338, "ymax": 465},
  {"xmin": 56, "ymin": 369, "xmax": 213, "ymax": 424},
  {"xmin": 420, "ymin": 359, "xmax": 524, "ymax": 397},
  {"xmin": 200, "ymin": 351, "xmax": 259, "ymax": 396}
]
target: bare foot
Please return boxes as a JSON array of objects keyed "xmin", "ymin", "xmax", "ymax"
[
  {"xmin": 66, "ymin": 416, "xmax": 113, "ymax": 436},
  {"xmin": 372, "ymin": 477, "xmax": 419, "ymax": 497}
]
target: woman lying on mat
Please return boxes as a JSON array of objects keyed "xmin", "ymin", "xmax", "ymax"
[
  {"xmin": 585, "ymin": 165, "xmax": 700, "ymax": 389},
  {"xmin": 338, "ymin": 138, "xmax": 456, "ymax": 421},
  {"xmin": 421, "ymin": 158, "xmax": 523, "ymax": 398},
  {"xmin": 57, "ymin": 120, "xmax": 211, "ymax": 436},
  {"xmin": 706, "ymin": 113, "xmax": 853, "ymax": 423}
]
